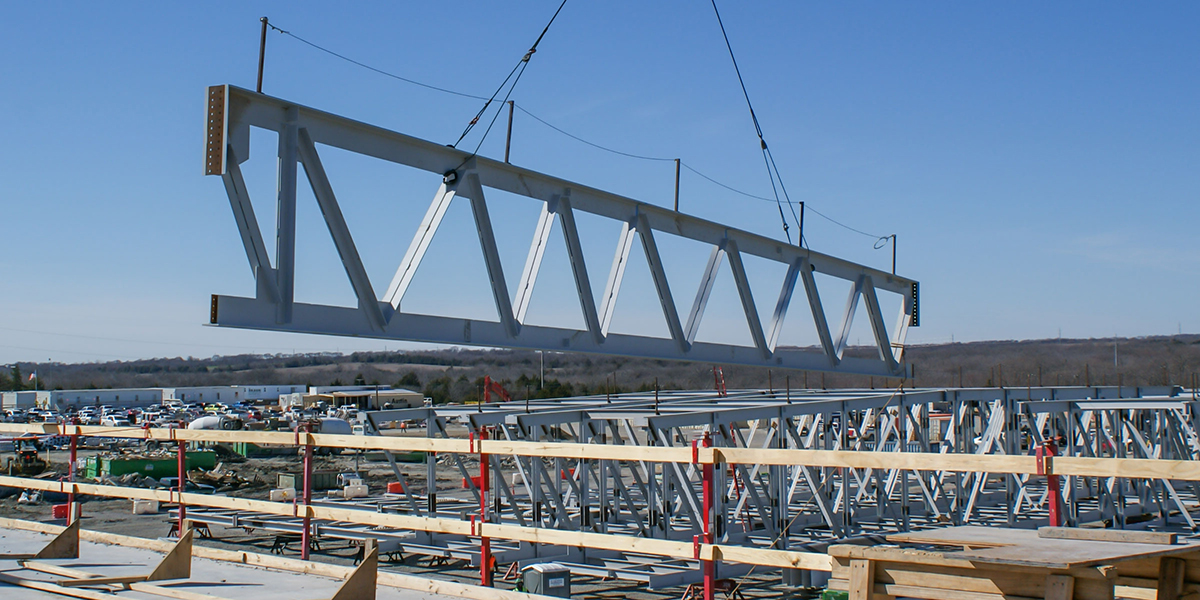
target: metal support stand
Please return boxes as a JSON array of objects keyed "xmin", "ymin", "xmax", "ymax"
[
  {"xmin": 701, "ymin": 432, "xmax": 715, "ymax": 600},
  {"xmin": 1038, "ymin": 440, "xmax": 1062, "ymax": 527},
  {"xmin": 302, "ymin": 421, "xmax": 314, "ymax": 560},
  {"xmin": 67, "ymin": 421, "xmax": 78, "ymax": 524},
  {"xmin": 478, "ymin": 429, "xmax": 493, "ymax": 587},
  {"xmin": 176, "ymin": 440, "xmax": 187, "ymax": 537}
]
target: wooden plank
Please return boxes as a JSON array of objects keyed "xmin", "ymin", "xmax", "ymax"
[
  {"xmin": 1054, "ymin": 456, "xmax": 1200, "ymax": 482},
  {"xmin": 889, "ymin": 525, "xmax": 1033, "ymax": 548},
  {"xmin": 1044, "ymin": 574, "xmax": 1075, "ymax": 600},
  {"xmin": 5, "ymin": 421, "xmax": 1200, "ymax": 483},
  {"xmin": 0, "ymin": 571, "xmax": 116, "ymax": 600},
  {"xmin": 1159, "ymin": 557, "xmax": 1187, "ymax": 600},
  {"xmin": 57, "ymin": 574, "xmax": 149, "ymax": 587},
  {"xmin": 1114, "ymin": 578, "xmax": 1158, "ymax": 600},
  {"xmin": 1114, "ymin": 575, "xmax": 1200, "ymax": 599},
  {"xmin": 129, "ymin": 582, "xmax": 237, "ymax": 600},
  {"xmin": 1112, "ymin": 553, "xmax": 1200, "ymax": 582},
  {"xmin": 1039, "ymin": 527, "xmax": 1177, "ymax": 545},
  {"xmin": 21, "ymin": 561, "xmax": 97, "ymax": 578},
  {"xmin": 877, "ymin": 582, "xmax": 1036, "ymax": 600},
  {"xmin": 718, "ymin": 447, "xmax": 1037, "ymax": 474},
  {"xmin": 849, "ymin": 559, "xmax": 873, "ymax": 600},
  {"xmin": 484, "ymin": 522, "xmax": 693, "ymax": 558},
  {"xmin": 481, "ymin": 440, "xmax": 697, "ymax": 464},
  {"xmin": 20, "ymin": 563, "xmax": 232, "ymax": 600},
  {"xmin": 870, "ymin": 561, "xmax": 1050, "ymax": 597},
  {"xmin": 888, "ymin": 526, "xmax": 1200, "ymax": 570},
  {"xmin": 704, "ymin": 545, "xmax": 833, "ymax": 571},
  {"xmin": 831, "ymin": 544, "xmax": 985, "ymax": 569},
  {"xmin": 958, "ymin": 541, "xmax": 1200, "ymax": 570}
]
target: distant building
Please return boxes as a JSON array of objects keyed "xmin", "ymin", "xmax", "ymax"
[
  {"xmin": 21, "ymin": 384, "xmax": 410, "ymax": 412},
  {"xmin": 165, "ymin": 385, "xmax": 306, "ymax": 404},
  {"xmin": 1, "ymin": 391, "xmax": 51, "ymax": 410},
  {"xmin": 50, "ymin": 388, "xmax": 165, "ymax": 409},
  {"xmin": 43, "ymin": 384, "xmax": 306, "ymax": 411},
  {"xmin": 281, "ymin": 386, "xmax": 423, "ymax": 411}
]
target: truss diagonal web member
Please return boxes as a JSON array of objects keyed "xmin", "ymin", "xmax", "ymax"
[{"xmin": 203, "ymin": 85, "xmax": 918, "ymax": 377}]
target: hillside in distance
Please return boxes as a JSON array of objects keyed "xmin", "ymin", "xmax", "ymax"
[{"xmin": 8, "ymin": 335, "xmax": 1200, "ymax": 403}]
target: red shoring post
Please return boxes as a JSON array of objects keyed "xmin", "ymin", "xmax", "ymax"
[
  {"xmin": 1038, "ymin": 439, "xmax": 1062, "ymax": 527},
  {"xmin": 177, "ymin": 439, "xmax": 187, "ymax": 536},
  {"xmin": 68, "ymin": 419, "xmax": 78, "ymax": 523},
  {"xmin": 479, "ymin": 426, "xmax": 493, "ymax": 587},
  {"xmin": 701, "ymin": 431, "xmax": 714, "ymax": 600},
  {"xmin": 301, "ymin": 421, "xmax": 314, "ymax": 560}
]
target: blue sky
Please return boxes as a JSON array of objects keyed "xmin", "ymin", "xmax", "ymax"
[{"xmin": 1, "ymin": 2, "xmax": 1197, "ymax": 364}]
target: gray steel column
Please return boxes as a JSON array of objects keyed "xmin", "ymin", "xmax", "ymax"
[{"xmin": 274, "ymin": 106, "xmax": 298, "ymax": 324}]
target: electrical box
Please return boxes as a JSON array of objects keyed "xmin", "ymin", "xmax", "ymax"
[{"xmin": 523, "ymin": 563, "xmax": 571, "ymax": 597}]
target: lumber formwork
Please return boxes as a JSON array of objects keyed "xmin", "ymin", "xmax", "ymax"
[{"xmin": 1, "ymin": 384, "xmax": 1198, "ymax": 588}]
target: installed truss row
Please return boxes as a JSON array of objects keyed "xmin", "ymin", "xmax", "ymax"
[
  {"xmin": 357, "ymin": 385, "xmax": 1196, "ymax": 548},
  {"xmin": 3, "ymin": 385, "xmax": 1198, "ymax": 588}
]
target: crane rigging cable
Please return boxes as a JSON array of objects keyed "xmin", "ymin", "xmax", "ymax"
[
  {"xmin": 708, "ymin": 0, "xmax": 803, "ymax": 246},
  {"xmin": 260, "ymin": 15, "xmax": 893, "ymax": 247},
  {"xmin": 451, "ymin": 0, "xmax": 570, "ymax": 158}
]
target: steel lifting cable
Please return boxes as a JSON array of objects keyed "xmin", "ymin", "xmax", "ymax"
[
  {"xmin": 708, "ymin": 0, "xmax": 798, "ymax": 246},
  {"xmin": 451, "ymin": 0, "xmax": 570, "ymax": 158}
]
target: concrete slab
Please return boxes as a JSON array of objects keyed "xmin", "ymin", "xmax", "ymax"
[{"xmin": 0, "ymin": 526, "xmax": 454, "ymax": 600}]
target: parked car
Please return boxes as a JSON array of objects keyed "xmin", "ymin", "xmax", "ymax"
[{"xmin": 101, "ymin": 415, "xmax": 132, "ymax": 427}]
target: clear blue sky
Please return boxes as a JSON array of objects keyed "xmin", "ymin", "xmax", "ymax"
[{"xmin": 2, "ymin": 2, "xmax": 1197, "ymax": 364}]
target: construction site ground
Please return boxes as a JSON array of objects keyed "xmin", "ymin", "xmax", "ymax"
[
  {"xmin": 0, "ymin": 525, "xmax": 454, "ymax": 600},
  {"xmin": 0, "ymin": 448, "xmax": 805, "ymax": 600}
]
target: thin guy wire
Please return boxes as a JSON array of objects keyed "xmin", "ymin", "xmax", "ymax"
[
  {"xmin": 266, "ymin": 23, "xmax": 489, "ymax": 101},
  {"xmin": 514, "ymin": 104, "xmax": 675, "ymax": 162},
  {"xmin": 265, "ymin": 18, "xmax": 891, "ymax": 244}
]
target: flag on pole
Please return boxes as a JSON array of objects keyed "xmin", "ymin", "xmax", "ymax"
[{"xmin": 29, "ymin": 372, "xmax": 36, "ymax": 381}]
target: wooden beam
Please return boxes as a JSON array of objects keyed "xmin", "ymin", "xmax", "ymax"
[
  {"xmin": 57, "ymin": 574, "xmax": 149, "ymax": 587},
  {"xmin": 1038, "ymin": 527, "xmax": 1177, "ymax": 545},
  {"xmin": 876, "ymin": 582, "xmax": 1034, "ymax": 600},
  {"xmin": 129, "ymin": 582, "xmax": 237, "ymax": 600},
  {"xmin": 0, "ymin": 572, "xmax": 115, "ymax": 600},
  {"xmin": 20, "ymin": 561, "xmax": 97, "ymax": 578},
  {"xmin": 1157, "ymin": 557, "xmax": 1186, "ymax": 600},
  {"xmin": 717, "ymin": 447, "xmax": 1036, "ymax": 474},
  {"xmin": 702, "ymin": 545, "xmax": 833, "ymax": 571},
  {"xmin": 3, "ymin": 421, "xmax": 1200, "ymax": 484},
  {"xmin": 848, "ymin": 558, "xmax": 874, "ymax": 600},
  {"xmin": 1044, "ymin": 574, "xmax": 1075, "ymax": 600}
]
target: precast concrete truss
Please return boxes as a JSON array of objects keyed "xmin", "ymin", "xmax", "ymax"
[
  {"xmin": 176, "ymin": 385, "xmax": 1200, "ymax": 587},
  {"xmin": 203, "ymin": 85, "xmax": 918, "ymax": 376}
]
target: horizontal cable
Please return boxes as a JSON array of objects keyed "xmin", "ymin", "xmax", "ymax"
[{"xmin": 265, "ymin": 21, "xmax": 891, "ymax": 244}]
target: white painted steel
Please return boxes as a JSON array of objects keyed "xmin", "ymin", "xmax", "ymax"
[{"xmin": 205, "ymin": 85, "xmax": 918, "ymax": 376}]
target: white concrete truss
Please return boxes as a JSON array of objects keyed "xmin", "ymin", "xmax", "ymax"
[{"xmin": 204, "ymin": 85, "xmax": 918, "ymax": 376}]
